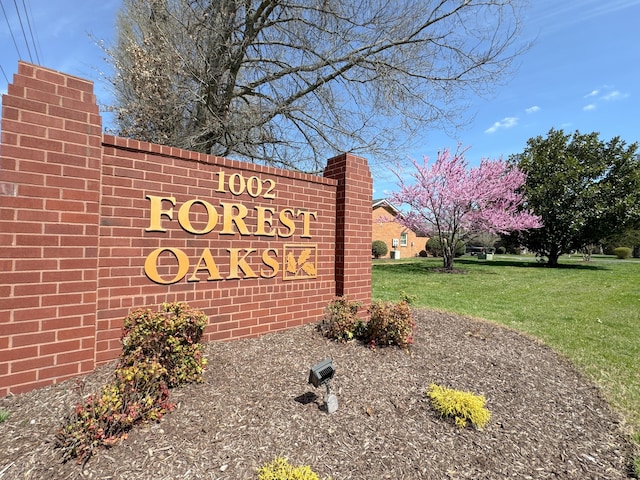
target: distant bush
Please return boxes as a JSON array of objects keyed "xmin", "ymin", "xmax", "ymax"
[
  {"xmin": 426, "ymin": 237, "xmax": 465, "ymax": 257},
  {"xmin": 427, "ymin": 384, "xmax": 491, "ymax": 429},
  {"xmin": 372, "ymin": 240, "xmax": 388, "ymax": 258},
  {"xmin": 258, "ymin": 457, "xmax": 326, "ymax": 480},
  {"xmin": 366, "ymin": 300, "xmax": 415, "ymax": 349},
  {"xmin": 496, "ymin": 246, "xmax": 506, "ymax": 254},
  {"xmin": 613, "ymin": 247, "xmax": 632, "ymax": 259}
]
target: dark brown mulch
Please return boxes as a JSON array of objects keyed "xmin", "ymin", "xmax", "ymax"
[{"xmin": 0, "ymin": 309, "xmax": 635, "ymax": 479}]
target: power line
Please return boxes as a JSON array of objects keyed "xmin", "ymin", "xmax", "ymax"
[
  {"xmin": 0, "ymin": 64, "xmax": 9, "ymax": 84},
  {"xmin": 0, "ymin": 0, "xmax": 23, "ymax": 59},
  {"xmin": 11, "ymin": 0, "xmax": 33, "ymax": 62},
  {"xmin": 0, "ymin": 0, "xmax": 42, "ymax": 83},
  {"xmin": 21, "ymin": 0, "xmax": 40, "ymax": 64}
]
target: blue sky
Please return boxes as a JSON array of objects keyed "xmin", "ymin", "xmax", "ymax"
[{"xmin": 1, "ymin": 1, "xmax": 639, "ymax": 195}]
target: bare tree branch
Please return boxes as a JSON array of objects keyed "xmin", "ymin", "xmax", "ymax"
[{"xmin": 106, "ymin": 0, "xmax": 529, "ymax": 171}]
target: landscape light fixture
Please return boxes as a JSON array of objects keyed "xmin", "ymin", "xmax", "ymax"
[{"xmin": 308, "ymin": 358, "xmax": 338, "ymax": 414}]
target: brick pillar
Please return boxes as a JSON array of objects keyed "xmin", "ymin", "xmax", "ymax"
[
  {"xmin": 324, "ymin": 153, "xmax": 372, "ymax": 307},
  {"xmin": 0, "ymin": 62, "xmax": 102, "ymax": 396}
]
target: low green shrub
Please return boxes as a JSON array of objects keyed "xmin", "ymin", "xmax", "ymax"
[
  {"xmin": 399, "ymin": 291, "xmax": 416, "ymax": 305},
  {"xmin": 258, "ymin": 457, "xmax": 327, "ymax": 480},
  {"xmin": 427, "ymin": 383, "xmax": 491, "ymax": 429},
  {"xmin": 366, "ymin": 300, "xmax": 415, "ymax": 348},
  {"xmin": 0, "ymin": 408, "xmax": 9, "ymax": 423},
  {"xmin": 613, "ymin": 247, "xmax": 632, "ymax": 259},
  {"xmin": 372, "ymin": 240, "xmax": 388, "ymax": 259},
  {"xmin": 320, "ymin": 296, "xmax": 364, "ymax": 342}
]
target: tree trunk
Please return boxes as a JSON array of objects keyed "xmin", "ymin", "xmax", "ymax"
[
  {"xmin": 547, "ymin": 251, "xmax": 560, "ymax": 267},
  {"xmin": 442, "ymin": 246, "xmax": 455, "ymax": 271}
]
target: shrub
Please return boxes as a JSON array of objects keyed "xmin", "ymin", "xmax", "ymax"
[
  {"xmin": 399, "ymin": 291, "xmax": 416, "ymax": 305},
  {"xmin": 372, "ymin": 240, "xmax": 388, "ymax": 258},
  {"xmin": 56, "ymin": 302, "xmax": 208, "ymax": 464},
  {"xmin": 613, "ymin": 247, "xmax": 632, "ymax": 259},
  {"xmin": 319, "ymin": 296, "xmax": 364, "ymax": 342},
  {"xmin": 426, "ymin": 237, "xmax": 466, "ymax": 257},
  {"xmin": 0, "ymin": 408, "xmax": 9, "ymax": 423},
  {"xmin": 121, "ymin": 302, "xmax": 208, "ymax": 387},
  {"xmin": 496, "ymin": 246, "xmax": 506, "ymax": 254},
  {"xmin": 366, "ymin": 300, "xmax": 415, "ymax": 348},
  {"xmin": 258, "ymin": 457, "xmax": 326, "ymax": 480},
  {"xmin": 56, "ymin": 359, "xmax": 173, "ymax": 464},
  {"xmin": 427, "ymin": 383, "xmax": 491, "ymax": 429}
]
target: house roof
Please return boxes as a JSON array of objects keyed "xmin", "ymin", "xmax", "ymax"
[
  {"xmin": 373, "ymin": 198, "xmax": 429, "ymax": 238},
  {"xmin": 372, "ymin": 198, "xmax": 400, "ymax": 215}
]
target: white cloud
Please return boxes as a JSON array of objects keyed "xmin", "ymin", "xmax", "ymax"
[
  {"xmin": 602, "ymin": 90, "xmax": 629, "ymax": 101},
  {"xmin": 484, "ymin": 117, "xmax": 518, "ymax": 134},
  {"xmin": 525, "ymin": 106, "xmax": 541, "ymax": 114},
  {"xmin": 581, "ymin": 87, "xmax": 630, "ymax": 112}
]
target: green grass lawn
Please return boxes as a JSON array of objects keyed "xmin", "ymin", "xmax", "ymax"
[{"xmin": 372, "ymin": 255, "xmax": 640, "ymax": 431}]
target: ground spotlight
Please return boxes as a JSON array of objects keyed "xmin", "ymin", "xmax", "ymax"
[{"xmin": 308, "ymin": 358, "xmax": 338, "ymax": 414}]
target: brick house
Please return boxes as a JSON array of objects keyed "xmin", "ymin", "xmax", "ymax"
[{"xmin": 372, "ymin": 199, "xmax": 426, "ymax": 258}]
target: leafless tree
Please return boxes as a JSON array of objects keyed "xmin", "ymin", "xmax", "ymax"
[{"xmin": 106, "ymin": 0, "xmax": 528, "ymax": 171}]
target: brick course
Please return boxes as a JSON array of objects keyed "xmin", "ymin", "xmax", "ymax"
[{"xmin": 0, "ymin": 62, "xmax": 372, "ymax": 396}]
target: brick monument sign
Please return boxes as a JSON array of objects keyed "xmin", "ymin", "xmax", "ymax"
[{"xmin": 0, "ymin": 62, "xmax": 372, "ymax": 397}]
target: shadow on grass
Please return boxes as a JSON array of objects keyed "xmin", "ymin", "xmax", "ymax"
[
  {"xmin": 457, "ymin": 258, "xmax": 608, "ymax": 271},
  {"xmin": 373, "ymin": 257, "xmax": 608, "ymax": 273}
]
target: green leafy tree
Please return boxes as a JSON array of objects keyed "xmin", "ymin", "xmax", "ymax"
[
  {"xmin": 106, "ymin": 0, "xmax": 527, "ymax": 171},
  {"xmin": 510, "ymin": 129, "xmax": 640, "ymax": 266}
]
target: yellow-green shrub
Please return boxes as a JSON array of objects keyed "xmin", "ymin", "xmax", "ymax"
[
  {"xmin": 258, "ymin": 457, "xmax": 327, "ymax": 480},
  {"xmin": 121, "ymin": 302, "xmax": 208, "ymax": 387},
  {"xmin": 427, "ymin": 383, "xmax": 491, "ymax": 429}
]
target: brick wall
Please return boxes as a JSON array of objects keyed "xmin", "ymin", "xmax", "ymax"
[{"xmin": 0, "ymin": 61, "xmax": 372, "ymax": 397}]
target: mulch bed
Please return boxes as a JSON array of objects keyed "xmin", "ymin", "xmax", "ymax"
[{"xmin": 0, "ymin": 309, "xmax": 636, "ymax": 479}]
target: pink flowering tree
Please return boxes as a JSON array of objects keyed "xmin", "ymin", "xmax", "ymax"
[{"xmin": 389, "ymin": 146, "xmax": 541, "ymax": 270}]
